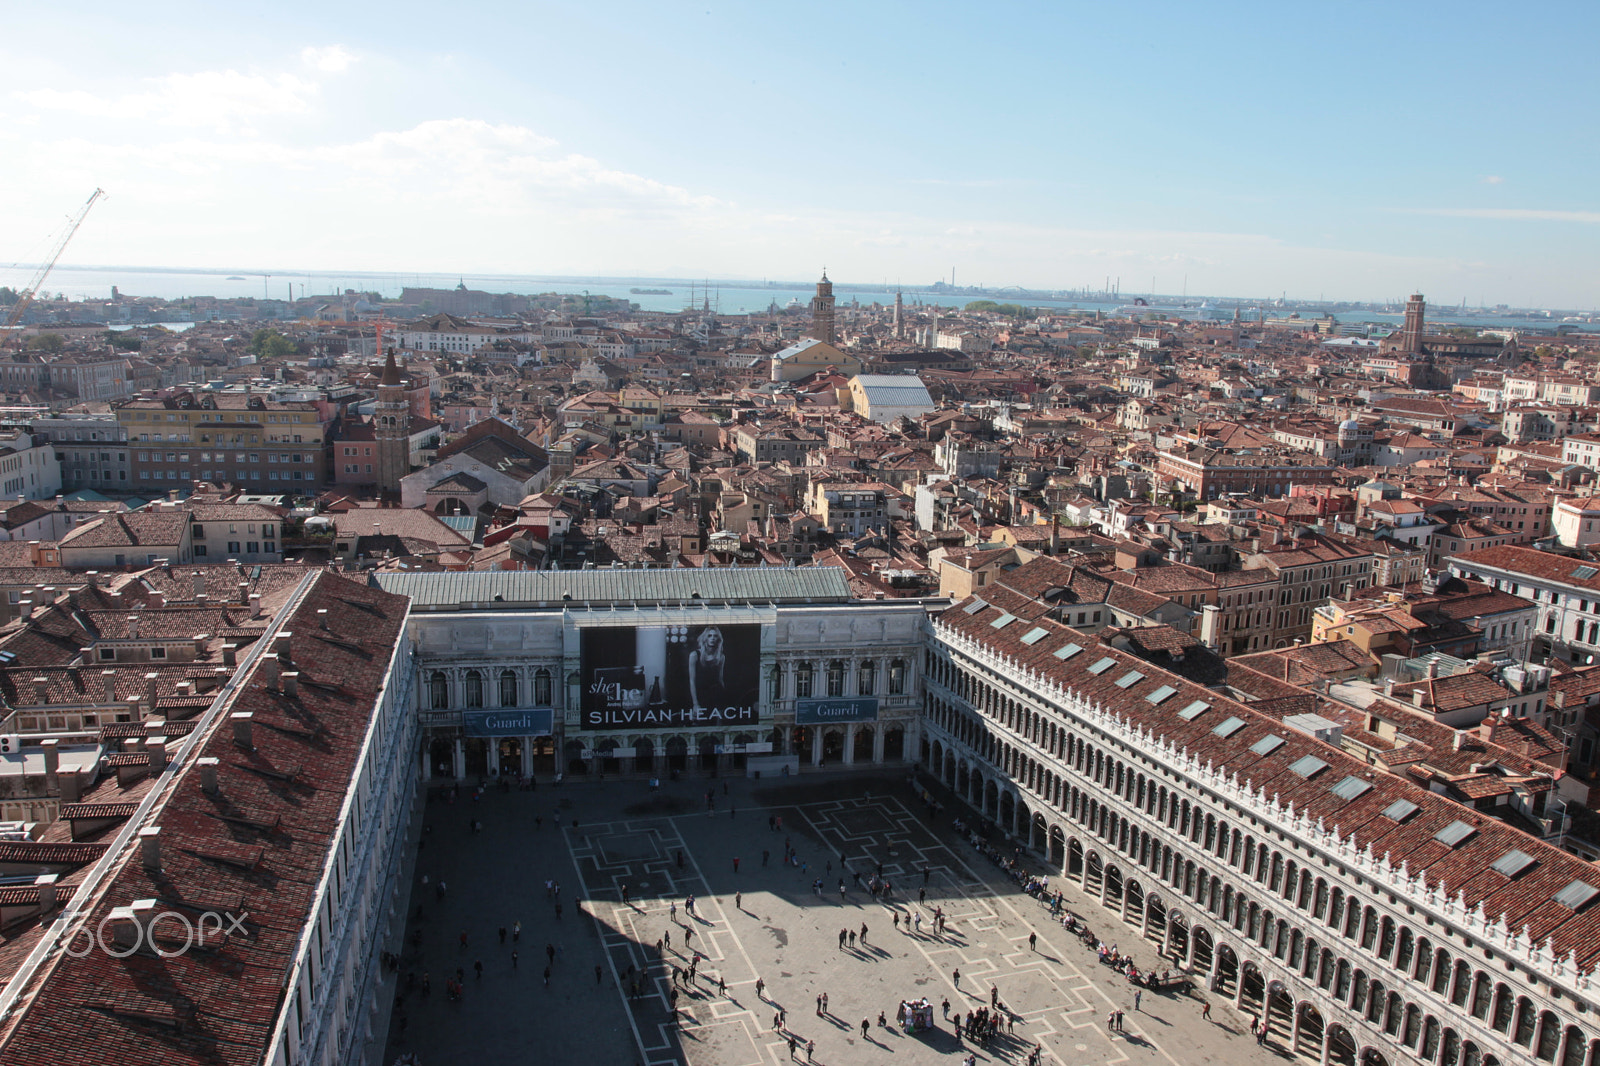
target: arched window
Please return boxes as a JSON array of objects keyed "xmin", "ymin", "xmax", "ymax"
[
  {"xmin": 464, "ymin": 670, "xmax": 484, "ymax": 708},
  {"xmin": 534, "ymin": 668, "xmax": 552, "ymax": 706},
  {"xmin": 795, "ymin": 661, "xmax": 814, "ymax": 699},
  {"xmin": 826, "ymin": 660, "xmax": 846, "ymax": 697},
  {"xmin": 857, "ymin": 660, "xmax": 876, "ymax": 696},
  {"xmin": 888, "ymin": 659, "xmax": 906, "ymax": 695},
  {"xmin": 498, "ymin": 670, "xmax": 518, "ymax": 707},
  {"xmin": 429, "ymin": 671, "xmax": 448, "ymax": 709}
]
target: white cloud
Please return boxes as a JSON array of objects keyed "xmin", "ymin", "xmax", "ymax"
[
  {"xmin": 1481, "ymin": 175, "xmax": 1505, "ymax": 185},
  {"xmin": 16, "ymin": 68, "xmax": 322, "ymax": 131},
  {"xmin": 300, "ymin": 45, "xmax": 355, "ymax": 73}
]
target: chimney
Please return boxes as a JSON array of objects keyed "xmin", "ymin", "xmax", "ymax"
[
  {"xmin": 1383, "ymin": 677, "xmax": 1395, "ymax": 697},
  {"xmin": 193, "ymin": 571, "xmax": 206, "ymax": 598},
  {"xmin": 31, "ymin": 677, "xmax": 47, "ymax": 705},
  {"xmin": 149, "ymin": 590, "xmax": 166, "ymax": 609},
  {"xmin": 249, "ymin": 593, "xmax": 263, "ymax": 619},
  {"xmin": 231, "ymin": 711, "xmax": 254, "ymax": 749},
  {"xmin": 260, "ymin": 653, "xmax": 279, "ymax": 690},
  {"xmin": 101, "ymin": 670, "xmax": 117, "ymax": 702},
  {"xmin": 107, "ymin": 905, "xmax": 141, "ymax": 951},
  {"xmin": 58, "ymin": 768, "xmax": 81, "ymax": 803},
  {"xmin": 281, "ymin": 671, "xmax": 299, "ymax": 697},
  {"xmin": 236, "ymin": 581, "xmax": 249, "ymax": 605},
  {"xmin": 1413, "ymin": 688, "xmax": 1426, "ymax": 709},
  {"xmin": 139, "ymin": 826, "xmax": 161, "ymax": 869},
  {"xmin": 144, "ymin": 672, "xmax": 159, "ymax": 711},
  {"xmin": 192, "ymin": 633, "xmax": 209, "ymax": 656},
  {"xmin": 40, "ymin": 739, "xmax": 58, "ymax": 776},
  {"xmin": 143, "ymin": 718, "xmax": 166, "ymax": 739},
  {"xmin": 1050, "ymin": 514, "xmax": 1061, "ymax": 556},
  {"xmin": 222, "ymin": 643, "xmax": 237, "ymax": 666},
  {"xmin": 198, "ymin": 756, "xmax": 220, "ymax": 794},
  {"xmin": 35, "ymin": 874, "xmax": 58, "ymax": 912},
  {"xmin": 1427, "ymin": 659, "xmax": 1439, "ymax": 679},
  {"xmin": 1453, "ymin": 730, "xmax": 1466, "ymax": 751},
  {"xmin": 18, "ymin": 599, "xmax": 33, "ymax": 622},
  {"xmin": 85, "ymin": 571, "xmax": 100, "ymax": 588},
  {"xmin": 273, "ymin": 631, "xmax": 292, "ymax": 663},
  {"xmin": 147, "ymin": 737, "xmax": 167, "ymax": 773}
]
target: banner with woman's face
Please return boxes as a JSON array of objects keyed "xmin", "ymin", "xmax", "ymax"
[{"xmin": 580, "ymin": 624, "xmax": 761, "ymax": 728}]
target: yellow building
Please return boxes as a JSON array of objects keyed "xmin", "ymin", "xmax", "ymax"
[{"xmin": 770, "ymin": 338, "xmax": 862, "ymax": 382}]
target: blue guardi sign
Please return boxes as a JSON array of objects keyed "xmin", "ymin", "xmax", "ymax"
[
  {"xmin": 461, "ymin": 709, "xmax": 554, "ymax": 737},
  {"xmin": 794, "ymin": 697, "xmax": 879, "ymax": 725}
]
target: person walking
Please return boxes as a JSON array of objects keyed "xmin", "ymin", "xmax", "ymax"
[
  {"xmin": 849, "ymin": 930, "xmax": 857, "ymax": 947},
  {"xmin": 733, "ymin": 857, "xmax": 740, "ymax": 873},
  {"xmin": 1028, "ymin": 931, "xmax": 1037, "ymax": 951},
  {"xmin": 498, "ymin": 926, "xmax": 507, "ymax": 945},
  {"xmin": 952, "ymin": 968, "xmax": 961, "ymax": 986},
  {"xmin": 806, "ymin": 1038, "xmax": 815, "ymax": 1061},
  {"xmin": 595, "ymin": 964, "xmax": 603, "ymax": 984},
  {"xmin": 774, "ymin": 1011, "xmax": 783, "ymax": 1032},
  {"xmin": 543, "ymin": 965, "xmax": 551, "ymax": 987},
  {"xmin": 511, "ymin": 950, "xmax": 518, "ymax": 969},
  {"xmin": 860, "ymin": 1018, "xmax": 870, "ymax": 1039},
  {"xmin": 1134, "ymin": 989, "xmax": 1142, "ymax": 1012},
  {"xmin": 735, "ymin": 892, "xmax": 742, "ymax": 909},
  {"xmin": 474, "ymin": 959, "xmax": 483, "ymax": 979},
  {"xmin": 820, "ymin": 992, "xmax": 828, "ymax": 1014},
  {"xmin": 512, "ymin": 920, "xmax": 521, "ymax": 942},
  {"xmin": 914, "ymin": 913, "xmax": 922, "ymax": 934},
  {"xmin": 1201, "ymin": 999, "xmax": 1212, "ymax": 1020},
  {"xmin": 990, "ymin": 986, "xmax": 999, "ymax": 1008},
  {"xmin": 860, "ymin": 922, "xmax": 868, "ymax": 944},
  {"xmin": 756, "ymin": 977, "xmax": 765, "ymax": 999},
  {"xmin": 816, "ymin": 994, "xmax": 823, "ymax": 1016}
]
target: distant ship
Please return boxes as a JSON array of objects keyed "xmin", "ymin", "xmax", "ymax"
[
  {"xmin": 226, "ymin": 276, "xmax": 247, "ymax": 281},
  {"xmin": 630, "ymin": 287, "xmax": 672, "ymax": 295}
]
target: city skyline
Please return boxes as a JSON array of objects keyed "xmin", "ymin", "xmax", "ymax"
[{"xmin": 2, "ymin": 0, "xmax": 1596, "ymax": 307}]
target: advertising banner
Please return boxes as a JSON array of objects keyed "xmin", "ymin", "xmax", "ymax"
[
  {"xmin": 794, "ymin": 697, "xmax": 880, "ymax": 725},
  {"xmin": 461, "ymin": 708, "xmax": 554, "ymax": 737},
  {"xmin": 580, "ymin": 624, "xmax": 761, "ymax": 729}
]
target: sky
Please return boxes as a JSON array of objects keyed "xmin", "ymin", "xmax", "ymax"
[{"xmin": 1, "ymin": 0, "xmax": 1596, "ymax": 307}]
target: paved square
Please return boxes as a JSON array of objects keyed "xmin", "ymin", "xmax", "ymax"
[{"xmin": 377, "ymin": 773, "xmax": 1298, "ymax": 1066}]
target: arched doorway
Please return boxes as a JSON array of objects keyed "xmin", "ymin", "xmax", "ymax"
[
  {"xmin": 529, "ymin": 734, "xmax": 555, "ymax": 775},
  {"xmin": 1048, "ymin": 825, "xmax": 1065, "ymax": 868},
  {"xmin": 1105, "ymin": 864, "xmax": 1124, "ymax": 907},
  {"xmin": 1239, "ymin": 962, "xmax": 1265, "ymax": 1014},
  {"xmin": 697, "ymin": 735, "xmax": 718, "ymax": 770},
  {"xmin": 853, "ymin": 726, "xmax": 875, "ymax": 763},
  {"xmin": 1085, "ymin": 852, "xmax": 1104, "ymax": 896},
  {"xmin": 983, "ymin": 779, "xmax": 999, "ymax": 819},
  {"xmin": 1297, "ymin": 1004, "xmax": 1325, "ymax": 1060},
  {"xmin": 1191, "ymin": 925, "xmax": 1213, "ymax": 974},
  {"xmin": 464, "ymin": 737, "xmax": 489, "ymax": 777},
  {"xmin": 731, "ymin": 733, "xmax": 754, "ymax": 771},
  {"xmin": 497, "ymin": 737, "xmax": 523, "ymax": 775},
  {"xmin": 1145, "ymin": 895, "xmax": 1167, "ymax": 943},
  {"xmin": 430, "ymin": 736, "xmax": 454, "ymax": 777},
  {"xmin": 563, "ymin": 739, "xmax": 586, "ymax": 775},
  {"xmin": 956, "ymin": 762, "xmax": 969, "ymax": 795},
  {"xmin": 1358, "ymin": 1049, "xmax": 1390, "ymax": 1066},
  {"xmin": 666, "ymin": 735, "xmax": 688, "ymax": 772},
  {"xmin": 944, "ymin": 751, "xmax": 956, "ymax": 787},
  {"xmin": 1214, "ymin": 943, "xmax": 1238, "ymax": 995},
  {"xmin": 821, "ymin": 729, "xmax": 844, "ymax": 764},
  {"xmin": 1325, "ymin": 1023, "xmax": 1357, "ymax": 1066},
  {"xmin": 1167, "ymin": 913, "xmax": 1189, "ymax": 961},
  {"xmin": 596, "ymin": 738, "xmax": 619, "ymax": 774},
  {"xmin": 999, "ymin": 792, "xmax": 1015, "ymax": 835},
  {"xmin": 1032, "ymin": 813, "xmax": 1048, "ymax": 853},
  {"xmin": 1265, "ymin": 983, "xmax": 1292, "ymax": 1044},
  {"xmin": 884, "ymin": 726, "xmax": 904, "ymax": 761},
  {"xmin": 791, "ymin": 725, "xmax": 811, "ymax": 759},
  {"xmin": 634, "ymin": 737, "xmax": 655, "ymax": 774}
]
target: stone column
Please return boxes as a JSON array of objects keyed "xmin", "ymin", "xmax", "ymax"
[
  {"xmin": 1319, "ymin": 1025, "xmax": 1334, "ymax": 1066},
  {"xmin": 872, "ymin": 725, "xmax": 885, "ymax": 764},
  {"xmin": 1160, "ymin": 913, "xmax": 1174, "ymax": 958},
  {"xmin": 1291, "ymin": 1002, "xmax": 1303, "ymax": 1056},
  {"xmin": 521, "ymin": 738, "xmax": 534, "ymax": 778},
  {"xmin": 843, "ymin": 724, "xmax": 856, "ymax": 766},
  {"xmin": 1234, "ymin": 963, "xmax": 1249, "ymax": 1011},
  {"xmin": 811, "ymin": 730, "xmax": 823, "ymax": 767},
  {"xmin": 1207, "ymin": 946, "xmax": 1223, "ymax": 991},
  {"xmin": 452, "ymin": 738, "xmax": 465, "ymax": 779},
  {"xmin": 1139, "ymin": 898, "xmax": 1152, "ymax": 939},
  {"xmin": 1119, "ymin": 887, "xmax": 1132, "ymax": 924}
]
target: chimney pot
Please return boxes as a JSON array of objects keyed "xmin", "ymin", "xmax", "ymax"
[
  {"xmin": 231, "ymin": 711, "xmax": 254, "ymax": 749},
  {"xmin": 35, "ymin": 873, "xmax": 58, "ymax": 912},
  {"xmin": 144, "ymin": 671, "xmax": 159, "ymax": 710},
  {"xmin": 85, "ymin": 571, "xmax": 100, "ymax": 588},
  {"xmin": 222, "ymin": 642, "xmax": 237, "ymax": 666},
  {"xmin": 273, "ymin": 631, "xmax": 292, "ymax": 662},
  {"xmin": 31, "ymin": 677, "xmax": 47, "ymax": 705},
  {"xmin": 249, "ymin": 593, "xmax": 263, "ymax": 619},
  {"xmin": 108, "ymin": 905, "xmax": 141, "ymax": 950},
  {"xmin": 281, "ymin": 671, "xmax": 299, "ymax": 697},
  {"xmin": 198, "ymin": 756, "xmax": 220, "ymax": 794},
  {"xmin": 100, "ymin": 669, "xmax": 117, "ymax": 702},
  {"xmin": 260, "ymin": 653, "xmax": 279, "ymax": 689},
  {"xmin": 149, "ymin": 590, "xmax": 165, "ymax": 609},
  {"xmin": 58, "ymin": 768, "xmax": 81, "ymax": 803},
  {"xmin": 147, "ymin": 737, "xmax": 167, "ymax": 773},
  {"xmin": 138, "ymin": 826, "xmax": 161, "ymax": 869},
  {"xmin": 193, "ymin": 571, "xmax": 206, "ymax": 597},
  {"xmin": 40, "ymin": 739, "xmax": 58, "ymax": 776}
]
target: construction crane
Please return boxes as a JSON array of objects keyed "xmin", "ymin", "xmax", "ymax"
[{"xmin": 2, "ymin": 188, "xmax": 106, "ymax": 347}]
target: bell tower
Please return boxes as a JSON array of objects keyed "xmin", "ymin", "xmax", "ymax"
[
  {"xmin": 374, "ymin": 346, "xmax": 410, "ymax": 494},
  {"xmin": 809, "ymin": 270, "xmax": 836, "ymax": 346}
]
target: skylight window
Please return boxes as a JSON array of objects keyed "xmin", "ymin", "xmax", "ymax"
[
  {"xmin": 1573, "ymin": 565, "xmax": 1598, "ymax": 580},
  {"xmin": 1087, "ymin": 657, "xmax": 1117, "ymax": 675},
  {"xmin": 1145, "ymin": 685, "xmax": 1177, "ymax": 705},
  {"xmin": 1021, "ymin": 627, "xmax": 1049, "ymax": 645},
  {"xmin": 990, "ymin": 612, "xmax": 1015, "ymax": 629},
  {"xmin": 1177, "ymin": 700, "xmax": 1210, "ymax": 720},
  {"xmin": 1053, "ymin": 643, "xmax": 1084, "ymax": 660},
  {"xmin": 1433, "ymin": 820, "xmax": 1476, "ymax": 848},
  {"xmin": 1212, "ymin": 716, "xmax": 1246, "ymax": 738},
  {"xmin": 1382, "ymin": 799, "xmax": 1419, "ymax": 822},
  {"xmin": 1289, "ymin": 755, "xmax": 1329, "ymax": 778},
  {"xmin": 1114, "ymin": 670, "xmax": 1145, "ymax": 689},
  {"xmin": 962, "ymin": 599, "xmax": 988, "ymax": 615},
  {"xmin": 1329, "ymin": 775, "xmax": 1372, "ymax": 801},
  {"xmin": 1250, "ymin": 734, "xmax": 1285, "ymax": 756},
  {"xmin": 1555, "ymin": 880, "xmax": 1600, "ymax": 910},
  {"xmin": 1491, "ymin": 849, "xmax": 1536, "ymax": 878}
]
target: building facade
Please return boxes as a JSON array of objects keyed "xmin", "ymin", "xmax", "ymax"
[{"xmin": 374, "ymin": 569, "xmax": 926, "ymax": 782}]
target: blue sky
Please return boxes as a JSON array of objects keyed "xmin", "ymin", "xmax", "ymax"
[{"xmin": 2, "ymin": 0, "xmax": 1595, "ymax": 306}]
